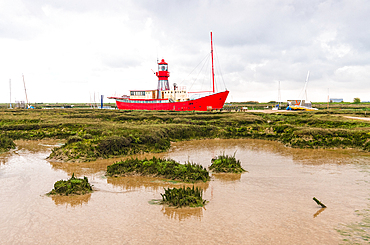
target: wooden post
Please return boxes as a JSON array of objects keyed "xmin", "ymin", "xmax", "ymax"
[{"xmin": 313, "ymin": 197, "xmax": 326, "ymax": 208}]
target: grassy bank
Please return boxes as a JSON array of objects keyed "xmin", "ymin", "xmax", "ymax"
[{"xmin": 1, "ymin": 108, "xmax": 370, "ymax": 161}]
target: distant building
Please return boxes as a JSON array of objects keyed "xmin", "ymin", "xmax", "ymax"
[{"xmin": 330, "ymin": 98, "xmax": 343, "ymax": 103}]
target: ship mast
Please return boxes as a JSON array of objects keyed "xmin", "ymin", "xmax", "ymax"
[
  {"xmin": 9, "ymin": 79, "xmax": 12, "ymax": 109},
  {"xmin": 211, "ymin": 32, "xmax": 215, "ymax": 93},
  {"xmin": 22, "ymin": 74, "xmax": 29, "ymax": 107},
  {"xmin": 303, "ymin": 71, "xmax": 310, "ymax": 104}
]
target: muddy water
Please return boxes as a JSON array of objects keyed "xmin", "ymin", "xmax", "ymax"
[{"xmin": 1, "ymin": 139, "xmax": 369, "ymax": 244}]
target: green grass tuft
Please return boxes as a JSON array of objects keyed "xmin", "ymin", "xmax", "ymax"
[
  {"xmin": 106, "ymin": 157, "xmax": 210, "ymax": 182},
  {"xmin": 209, "ymin": 152, "xmax": 246, "ymax": 173},
  {"xmin": 48, "ymin": 173, "xmax": 93, "ymax": 196},
  {"xmin": 160, "ymin": 186, "xmax": 207, "ymax": 207}
]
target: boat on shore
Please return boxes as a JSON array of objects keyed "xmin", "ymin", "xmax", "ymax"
[
  {"xmin": 286, "ymin": 71, "xmax": 318, "ymax": 111},
  {"xmin": 287, "ymin": 100, "xmax": 318, "ymax": 111},
  {"xmin": 109, "ymin": 32, "xmax": 229, "ymax": 111}
]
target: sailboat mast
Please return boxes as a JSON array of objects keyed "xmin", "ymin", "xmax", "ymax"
[
  {"xmin": 9, "ymin": 79, "xmax": 12, "ymax": 109},
  {"xmin": 22, "ymin": 74, "xmax": 29, "ymax": 107},
  {"xmin": 278, "ymin": 81, "xmax": 281, "ymax": 105},
  {"xmin": 211, "ymin": 32, "xmax": 215, "ymax": 93},
  {"xmin": 304, "ymin": 71, "xmax": 310, "ymax": 103}
]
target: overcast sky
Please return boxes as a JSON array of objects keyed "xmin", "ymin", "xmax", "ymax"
[{"xmin": 1, "ymin": 0, "xmax": 369, "ymax": 104}]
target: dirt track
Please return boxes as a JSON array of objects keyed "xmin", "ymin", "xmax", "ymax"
[
  {"xmin": 344, "ymin": 116, "xmax": 370, "ymax": 121},
  {"xmin": 244, "ymin": 109, "xmax": 297, "ymax": 113}
]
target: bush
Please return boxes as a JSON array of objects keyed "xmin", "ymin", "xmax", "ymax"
[{"xmin": 160, "ymin": 186, "xmax": 207, "ymax": 207}]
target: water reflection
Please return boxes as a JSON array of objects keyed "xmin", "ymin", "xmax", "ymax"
[
  {"xmin": 234, "ymin": 139, "xmax": 369, "ymax": 165},
  {"xmin": 107, "ymin": 176, "xmax": 210, "ymax": 192},
  {"xmin": 49, "ymin": 159, "xmax": 110, "ymax": 176},
  {"xmin": 2, "ymin": 138, "xmax": 370, "ymax": 244},
  {"xmin": 313, "ymin": 208, "xmax": 326, "ymax": 218},
  {"xmin": 48, "ymin": 154, "xmax": 170, "ymax": 176},
  {"xmin": 161, "ymin": 205, "xmax": 204, "ymax": 221},
  {"xmin": 0, "ymin": 152, "xmax": 11, "ymax": 165},
  {"xmin": 212, "ymin": 173, "xmax": 242, "ymax": 182},
  {"xmin": 51, "ymin": 193, "xmax": 92, "ymax": 207},
  {"xmin": 47, "ymin": 139, "xmax": 370, "ymax": 177},
  {"xmin": 0, "ymin": 139, "xmax": 63, "ymax": 165},
  {"xmin": 169, "ymin": 138, "xmax": 370, "ymax": 167},
  {"xmin": 47, "ymin": 138, "xmax": 368, "ymax": 184},
  {"xmin": 15, "ymin": 139, "xmax": 65, "ymax": 153}
]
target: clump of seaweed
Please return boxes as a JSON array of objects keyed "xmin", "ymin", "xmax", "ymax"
[
  {"xmin": 209, "ymin": 152, "xmax": 246, "ymax": 173},
  {"xmin": 48, "ymin": 173, "xmax": 93, "ymax": 196},
  {"xmin": 106, "ymin": 157, "xmax": 210, "ymax": 182},
  {"xmin": 161, "ymin": 186, "xmax": 207, "ymax": 207}
]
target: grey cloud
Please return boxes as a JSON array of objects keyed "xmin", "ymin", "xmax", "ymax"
[{"xmin": 2, "ymin": 0, "xmax": 370, "ymax": 103}]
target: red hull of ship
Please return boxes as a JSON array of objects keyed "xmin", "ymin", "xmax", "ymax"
[{"xmin": 115, "ymin": 91, "xmax": 229, "ymax": 111}]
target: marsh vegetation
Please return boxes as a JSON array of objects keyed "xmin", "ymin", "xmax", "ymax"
[
  {"xmin": 2, "ymin": 108, "xmax": 370, "ymax": 162},
  {"xmin": 209, "ymin": 153, "xmax": 246, "ymax": 173},
  {"xmin": 160, "ymin": 186, "xmax": 207, "ymax": 207},
  {"xmin": 107, "ymin": 157, "xmax": 210, "ymax": 182},
  {"xmin": 48, "ymin": 173, "xmax": 93, "ymax": 196},
  {"xmin": 0, "ymin": 135, "xmax": 15, "ymax": 153}
]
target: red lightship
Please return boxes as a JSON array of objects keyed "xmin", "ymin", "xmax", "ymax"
[{"xmin": 109, "ymin": 32, "xmax": 229, "ymax": 111}]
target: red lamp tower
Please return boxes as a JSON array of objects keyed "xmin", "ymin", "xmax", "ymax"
[{"xmin": 156, "ymin": 59, "xmax": 170, "ymax": 99}]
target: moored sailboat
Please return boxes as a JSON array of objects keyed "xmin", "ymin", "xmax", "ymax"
[{"xmin": 286, "ymin": 71, "xmax": 318, "ymax": 111}]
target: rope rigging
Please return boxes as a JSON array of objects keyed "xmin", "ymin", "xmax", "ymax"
[{"xmin": 179, "ymin": 44, "xmax": 227, "ymax": 93}]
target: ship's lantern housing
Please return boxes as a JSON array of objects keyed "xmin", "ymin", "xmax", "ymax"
[
  {"xmin": 159, "ymin": 64, "xmax": 168, "ymax": 71},
  {"xmin": 156, "ymin": 59, "xmax": 170, "ymax": 98}
]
